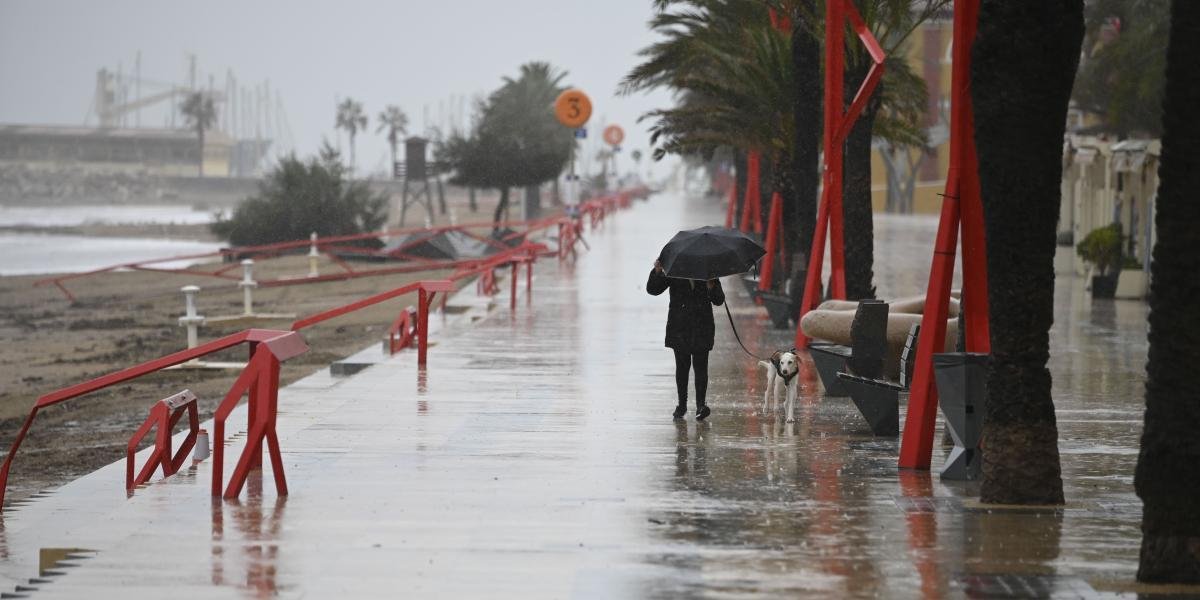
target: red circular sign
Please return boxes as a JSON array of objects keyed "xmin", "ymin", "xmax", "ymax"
[{"xmin": 603, "ymin": 124, "xmax": 625, "ymax": 147}]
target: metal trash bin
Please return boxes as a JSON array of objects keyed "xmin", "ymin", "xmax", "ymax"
[{"xmin": 933, "ymin": 352, "xmax": 989, "ymax": 480}]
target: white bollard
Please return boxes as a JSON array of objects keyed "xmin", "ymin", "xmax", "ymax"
[
  {"xmin": 238, "ymin": 259, "xmax": 258, "ymax": 316},
  {"xmin": 178, "ymin": 285, "xmax": 206, "ymax": 349},
  {"xmin": 308, "ymin": 232, "xmax": 320, "ymax": 277},
  {"xmin": 194, "ymin": 429, "xmax": 210, "ymax": 461}
]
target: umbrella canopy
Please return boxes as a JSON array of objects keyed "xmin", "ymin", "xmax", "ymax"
[{"xmin": 659, "ymin": 226, "xmax": 765, "ymax": 280}]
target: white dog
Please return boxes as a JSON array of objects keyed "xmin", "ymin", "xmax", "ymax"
[{"xmin": 759, "ymin": 349, "xmax": 800, "ymax": 423}]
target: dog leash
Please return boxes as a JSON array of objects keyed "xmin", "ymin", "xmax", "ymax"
[{"xmin": 724, "ymin": 303, "xmax": 767, "ymax": 361}]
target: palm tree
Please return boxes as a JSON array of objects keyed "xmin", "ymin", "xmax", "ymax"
[
  {"xmin": 440, "ymin": 62, "xmax": 573, "ymax": 231},
  {"xmin": 624, "ymin": 0, "xmax": 942, "ymax": 301},
  {"xmin": 180, "ymin": 91, "xmax": 217, "ymax": 177},
  {"xmin": 335, "ymin": 98, "xmax": 368, "ymax": 174},
  {"xmin": 376, "ymin": 105, "xmax": 409, "ymax": 177},
  {"xmin": 1134, "ymin": 0, "xmax": 1200, "ymax": 583},
  {"xmin": 970, "ymin": 0, "xmax": 1084, "ymax": 505},
  {"xmin": 790, "ymin": 0, "xmax": 947, "ymax": 299}
]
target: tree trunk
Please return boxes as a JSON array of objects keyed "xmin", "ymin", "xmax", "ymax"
[
  {"xmin": 790, "ymin": 6, "xmax": 820, "ymax": 304},
  {"xmin": 349, "ymin": 131, "xmax": 357, "ymax": 175},
  {"xmin": 389, "ymin": 142, "xmax": 397, "ymax": 179},
  {"xmin": 1135, "ymin": 0, "xmax": 1200, "ymax": 583},
  {"xmin": 842, "ymin": 62, "xmax": 881, "ymax": 300},
  {"xmin": 469, "ymin": 187, "xmax": 478, "ymax": 213},
  {"xmin": 523, "ymin": 185, "xmax": 540, "ymax": 220},
  {"xmin": 972, "ymin": 0, "xmax": 1083, "ymax": 505},
  {"xmin": 759, "ymin": 156, "xmax": 775, "ymax": 235},
  {"xmin": 197, "ymin": 127, "xmax": 205, "ymax": 178},
  {"xmin": 437, "ymin": 176, "xmax": 447, "ymax": 215},
  {"xmin": 493, "ymin": 187, "xmax": 510, "ymax": 232}
]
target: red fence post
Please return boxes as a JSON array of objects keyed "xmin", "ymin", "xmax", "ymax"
[{"xmin": 418, "ymin": 288, "xmax": 431, "ymax": 367}]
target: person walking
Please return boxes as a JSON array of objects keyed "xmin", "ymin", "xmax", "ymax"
[{"xmin": 647, "ymin": 258, "xmax": 725, "ymax": 420}]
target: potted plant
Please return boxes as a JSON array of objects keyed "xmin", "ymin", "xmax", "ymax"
[
  {"xmin": 1115, "ymin": 254, "xmax": 1148, "ymax": 299},
  {"xmin": 1076, "ymin": 223, "xmax": 1122, "ymax": 298}
]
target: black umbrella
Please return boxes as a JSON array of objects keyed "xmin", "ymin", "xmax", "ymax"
[{"xmin": 659, "ymin": 226, "xmax": 766, "ymax": 280}]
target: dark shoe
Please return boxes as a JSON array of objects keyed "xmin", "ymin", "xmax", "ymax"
[
  {"xmin": 696, "ymin": 405, "xmax": 711, "ymax": 421},
  {"xmin": 672, "ymin": 405, "xmax": 687, "ymax": 419}
]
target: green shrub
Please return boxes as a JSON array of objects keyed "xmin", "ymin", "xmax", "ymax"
[
  {"xmin": 1075, "ymin": 223, "xmax": 1123, "ymax": 276},
  {"xmin": 211, "ymin": 145, "xmax": 387, "ymax": 247}
]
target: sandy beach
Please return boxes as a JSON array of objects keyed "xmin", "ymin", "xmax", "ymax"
[{"xmin": 0, "ymin": 188, "xmax": 529, "ymax": 502}]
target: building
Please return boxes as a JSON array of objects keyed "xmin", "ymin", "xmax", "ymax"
[{"xmin": 0, "ymin": 123, "xmax": 234, "ymax": 176}]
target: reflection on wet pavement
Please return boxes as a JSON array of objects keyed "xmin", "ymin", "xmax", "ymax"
[{"xmin": 0, "ymin": 191, "xmax": 1162, "ymax": 598}]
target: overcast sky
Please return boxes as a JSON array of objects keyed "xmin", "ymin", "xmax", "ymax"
[{"xmin": 0, "ymin": 1, "xmax": 678, "ymax": 178}]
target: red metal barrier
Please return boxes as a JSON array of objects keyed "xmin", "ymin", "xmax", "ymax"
[
  {"xmin": 0, "ymin": 328, "xmax": 308, "ymax": 505},
  {"xmin": 126, "ymin": 389, "xmax": 200, "ymax": 490}
]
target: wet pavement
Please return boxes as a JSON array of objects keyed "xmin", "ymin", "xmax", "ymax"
[{"xmin": 0, "ymin": 191, "xmax": 1169, "ymax": 598}]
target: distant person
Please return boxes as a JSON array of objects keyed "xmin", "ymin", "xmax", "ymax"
[{"xmin": 647, "ymin": 258, "xmax": 725, "ymax": 420}]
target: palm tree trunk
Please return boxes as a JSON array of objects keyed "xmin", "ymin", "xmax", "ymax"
[
  {"xmin": 493, "ymin": 187, "xmax": 510, "ymax": 232},
  {"xmin": 197, "ymin": 127, "xmax": 205, "ymax": 178},
  {"xmin": 790, "ymin": 6, "xmax": 820, "ymax": 304},
  {"xmin": 842, "ymin": 61, "xmax": 881, "ymax": 300},
  {"xmin": 759, "ymin": 156, "xmax": 775, "ymax": 235},
  {"xmin": 1135, "ymin": 0, "xmax": 1200, "ymax": 583},
  {"xmin": 469, "ymin": 187, "xmax": 478, "ymax": 213},
  {"xmin": 389, "ymin": 142, "xmax": 397, "ymax": 179},
  {"xmin": 349, "ymin": 131, "xmax": 357, "ymax": 175},
  {"xmin": 972, "ymin": 0, "xmax": 1083, "ymax": 505}
]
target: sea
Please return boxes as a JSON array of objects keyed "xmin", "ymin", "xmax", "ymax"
[{"xmin": 0, "ymin": 204, "xmax": 224, "ymax": 276}]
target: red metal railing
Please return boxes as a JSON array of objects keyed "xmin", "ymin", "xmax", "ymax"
[
  {"xmin": 126, "ymin": 389, "xmax": 199, "ymax": 490},
  {"xmin": 2, "ymin": 187, "xmax": 648, "ymax": 504},
  {"xmin": 0, "ymin": 328, "xmax": 308, "ymax": 505},
  {"xmin": 32, "ymin": 214, "xmax": 571, "ymax": 301}
]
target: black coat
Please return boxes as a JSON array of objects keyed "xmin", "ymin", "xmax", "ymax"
[{"xmin": 646, "ymin": 269, "xmax": 725, "ymax": 353}]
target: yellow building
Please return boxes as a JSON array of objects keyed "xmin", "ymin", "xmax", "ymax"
[{"xmin": 869, "ymin": 15, "xmax": 953, "ymax": 214}]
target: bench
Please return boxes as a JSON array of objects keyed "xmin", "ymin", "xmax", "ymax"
[{"xmin": 836, "ymin": 372, "xmax": 902, "ymax": 436}]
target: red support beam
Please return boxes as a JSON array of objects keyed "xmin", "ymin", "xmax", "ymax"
[
  {"xmin": 739, "ymin": 151, "xmax": 763, "ymax": 234},
  {"xmin": 758, "ymin": 192, "xmax": 784, "ymax": 293},
  {"xmin": 899, "ymin": 0, "xmax": 990, "ymax": 470},
  {"xmin": 795, "ymin": 0, "xmax": 886, "ymax": 347}
]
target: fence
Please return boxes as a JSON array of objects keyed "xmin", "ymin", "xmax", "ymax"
[
  {"xmin": 0, "ymin": 329, "xmax": 308, "ymax": 506},
  {"xmin": 2, "ymin": 187, "xmax": 649, "ymax": 504}
]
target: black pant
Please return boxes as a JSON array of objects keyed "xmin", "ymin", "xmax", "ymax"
[{"xmin": 673, "ymin": 349, "xmax": 709, "ymax": 408}]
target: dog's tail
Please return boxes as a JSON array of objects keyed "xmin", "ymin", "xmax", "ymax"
[{"xmin": 757, "ymin": 360, "xmax": 772, "ymax": 372}]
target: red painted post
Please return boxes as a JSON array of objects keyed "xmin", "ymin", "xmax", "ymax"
[
  {"xmin": 246, "ymin": 342, "xmax": 261, "ymax": 469},
  {"xmin": 899, "ymin": 0, "xmax": 989, "ymax": 470},
  {"xmin": 739, "ymin": 152, "xmax": 762, "ymax": 233},
  {"xmin": 794, "ymin": 0, "xmax": 886, "ymax": 347},
  {"xmin": 758, "ymin": 192, "xmax": 783, "ymax": 293},
  {"xmin": 417, "ymin": 288, "xmax": 431, "ymax": 367},
  {"xmin": 510, "ymin": 261, "xmax": 519, "ymax": 311}
]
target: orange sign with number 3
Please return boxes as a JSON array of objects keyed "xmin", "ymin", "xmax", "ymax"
[{"xmin": 554, "ymin": 89, "xmax": 592, "ymax": 129}]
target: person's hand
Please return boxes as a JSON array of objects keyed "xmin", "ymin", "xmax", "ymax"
[
  {"xmin": 654, "ymin": 259, "xmax": 664, "ymax": 274},
  {"xmin": 707, "ymin": 279, "xmax": 717, "ymax": 289}
]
